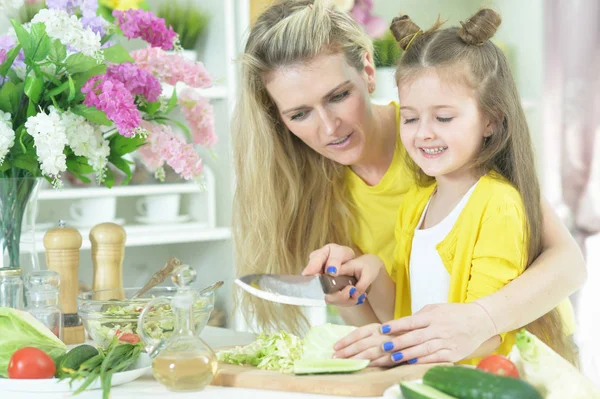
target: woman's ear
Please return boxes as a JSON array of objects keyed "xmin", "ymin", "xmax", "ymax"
[{"xmin": 363, "ymin": 52, "xmax": 376, "ymax": 94}]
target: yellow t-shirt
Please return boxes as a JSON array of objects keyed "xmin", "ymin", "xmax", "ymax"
[{"xmin": 392, "ymin": 172, "xmax": 572, "ymax": 365}]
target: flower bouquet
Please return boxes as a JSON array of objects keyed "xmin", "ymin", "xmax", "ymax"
[{"xmin": 0, "ymin": 0, "xmax": 217, "ymax": 267}]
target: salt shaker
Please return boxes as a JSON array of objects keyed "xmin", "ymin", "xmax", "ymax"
[
  {"xmin": 0, "ymin": 268, "xmax": 24, "ymax": 309},
  {"xmin": 43, "ymin": 220, "xmax": 84, "ymax": 344},
  {"xmin": 24, "ymin": 270, "xmax": 62, "ymax": 339},
  {"xmin": 90, "ymin": 222, "xmax": 126, "ymax": 300}
]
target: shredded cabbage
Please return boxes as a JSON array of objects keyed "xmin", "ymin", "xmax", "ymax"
[
  {"xmin": 508, "ymin": 329, "xmax": 600, "ymax": 399},
  {"xmin": 217, "ymin": 323, "xmax": 357, "ymax": 374}
]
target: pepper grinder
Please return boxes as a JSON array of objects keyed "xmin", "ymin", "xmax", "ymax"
[
  {"xmin": 43, "ymin": 220, "xmax": 84, "ymax": 345},
  {"xmin": 90, "ymin": 222, "xmax": 126, "ymax": 300}
]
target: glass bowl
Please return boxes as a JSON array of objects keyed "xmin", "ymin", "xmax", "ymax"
[{"xmin": 77, "ymin": 287, "xmax": 215, "ymax": 348}]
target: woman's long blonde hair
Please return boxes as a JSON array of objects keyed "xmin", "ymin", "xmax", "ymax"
[
  {"xmin": 390, "ymin": 9, "xmax": 577, "ymax": 365},
  {"xmin": 232, "ymin": 0, "xmax": 373, "ymax": 334}
]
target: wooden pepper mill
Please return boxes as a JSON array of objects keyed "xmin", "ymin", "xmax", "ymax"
[
  {"xmin": 90, "ymin": 222, "xmax": 126, "ymax": 300},
  {"xmin": 43, "ymin": 220, "xmax": 85, "ymax": 345}
]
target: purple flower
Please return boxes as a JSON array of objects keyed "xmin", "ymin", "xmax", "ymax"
[
  {"xmin": 0, "ymin": 49, "xmax": 6, "ymax": 65},
  {"xmin": 82, "ymin": 75, "xmax": 141, "ymax": 137},
  {"xmin": 350, "ymin": 0, "xmax": 387, "ymax": 38},
  {"xmin": 0, "ymin": 35, "xmax": 25, "ymax": 70},
  {"xmin": 113, "ymin": 9, "xmax": 177, "ymax": 51},
  {"xmin": 106, "ymin": 63, "xmax": 162, "ymax": 102},
  {"xmin": 46, "ymin": 0, "xmax": 107, "ymax": 35}
]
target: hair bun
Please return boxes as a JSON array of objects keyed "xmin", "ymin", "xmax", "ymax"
[
  {"xmin": 458, "ymin": 9, "xmax": 501, "ymax": 45},
  {"xmin": 390, "ymin": 15, "xmax": 421, "ymax": 51}
]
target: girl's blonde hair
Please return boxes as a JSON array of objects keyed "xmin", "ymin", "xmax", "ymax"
[
  {"xmin": 390, "ymin": 9, "xmax": 577, "ymax": 365},
  {"xmin": 232, "ymin": 0, "xmax": 372, "ymax": 334}
]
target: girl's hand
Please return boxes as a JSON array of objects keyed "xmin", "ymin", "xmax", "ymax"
[
  {"xmin": 332, "ymin": 323, "xmax": 398, "ymax": 367},
  {"xmin": 302, "ymin": 245, "xmax": 382, "ymax": 306}
]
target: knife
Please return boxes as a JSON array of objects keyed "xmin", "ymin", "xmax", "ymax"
[{"xmin": 234, "ymin": 274, "xmax": 357, "ymax": 307}]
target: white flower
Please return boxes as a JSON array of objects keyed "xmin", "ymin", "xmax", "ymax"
[
  {"xmin": 62, "ymin": 110, "xmax": 110, "ymax": 182},
  {"xmin": 0, "ymin": 111, "xmax": 15, "ymax": 166},
  {"xmin": 0, "ymin": 0, "xmax": 24, "ymax": 15},
  {"xmin": 31, "ymin": 9, "xmax": 103, "ymax": 61},
  {"xmin": 25, "ymin": 107, "xmax": 68, "ymax": 186}
]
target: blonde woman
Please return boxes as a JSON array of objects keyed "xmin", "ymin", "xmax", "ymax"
[{"xmin": 232, "ymin": 0, "xmax": 586, "ymax": 364}]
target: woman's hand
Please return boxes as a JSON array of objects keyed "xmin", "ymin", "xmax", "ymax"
[
  {"xmin": 302, "ymin": 244, "xmax": 382, "ymax": 307},
  {"xmin": 333, "ymin": 302, "xmax": 498, "ymax": 366}
]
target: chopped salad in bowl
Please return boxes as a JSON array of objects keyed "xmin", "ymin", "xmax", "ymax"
[{"xmin": 78, "ymin": 287, "xmax": 214, "ymax": 348}]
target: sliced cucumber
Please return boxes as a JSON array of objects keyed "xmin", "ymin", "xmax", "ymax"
[
  {"xmin": 293, "ymin": 358, "xmax": 369, "ymax": 375},
  {"xmin": 400, "ymin": 382, "xmax": 458, "ymax": 399}
]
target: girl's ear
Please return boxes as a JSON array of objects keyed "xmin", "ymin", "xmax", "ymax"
[
  {"xmin": 363, "ymin": 52, "xmax": 376, "ymax": 94},
  {"xmin": 484, "ymin": 119, "xmax": 496, "ymax": 137}
]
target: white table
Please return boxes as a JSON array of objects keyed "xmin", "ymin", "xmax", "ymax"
[{"xmin": 1, "ymin": 327, "xmax": 386, "ymax": 399}]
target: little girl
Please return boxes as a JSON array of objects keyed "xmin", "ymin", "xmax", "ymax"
[{"xmin": 305, "ymin": 9, "xmax": 576, "ymax": 367}]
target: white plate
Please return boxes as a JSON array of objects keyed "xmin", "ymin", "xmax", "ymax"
[
  {"xmin": 383, "ymin": 380, "xmax": 422, "ymax": 398},
  {"xmin": 135, "ymin": 215, "xmax": 190, "ymax": 224},
  {"xmin": 66, "ymin": 218, "xmax": 126, "ymax": 229},
  {"xmin": 0, "ymin": 352, "xmax": 151, "ymax": 393}
]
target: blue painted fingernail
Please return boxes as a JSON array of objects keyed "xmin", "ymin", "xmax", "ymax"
[
  {"xmin": 392, "ymin": 352, "xmax": 404, "ymax": 362},
  {"xmin": 326, "ymin": 266, "xmax": 337, "ymax": 274},
  {"xmin": 383, "ymin": 342, "xmax": 394, "ymax": 352},
  {"xmin": 356, "ymin": 293, "xmax": 366, "ymax": 305},
  {"xmin": 381, "ymin": 325, "xmax": 391, "ymax": 334},
  {"xmin": 408, "ymin": 358, "xmax": 418, "ymax": 364},
  {"xmin": 349, "ymin": 287, "xmax": 356, "ymax": 297}
]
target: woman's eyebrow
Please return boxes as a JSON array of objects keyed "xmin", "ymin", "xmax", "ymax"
[{"xmin": 281, "ymin": 80, "xmax": 351, "ymax": 114}]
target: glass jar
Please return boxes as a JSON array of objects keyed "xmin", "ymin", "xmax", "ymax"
[
  {"xmin": 24, "ymin": 270, "xmax": 62, "ymax": 339},
  {"xmin": 0, "ymin": 268, "xmax": 24, "ymax": 309}
]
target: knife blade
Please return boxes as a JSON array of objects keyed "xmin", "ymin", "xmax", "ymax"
[{"xmin": 234, "ymin": 274, "xmax": 357, "ymax": 307}]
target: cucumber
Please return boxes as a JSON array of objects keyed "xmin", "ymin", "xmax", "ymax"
[
  {"xmin": 423, "ymin": 366, "xmax": 542, "ymax": 399},
  {"xmin": 293, "ymin": 359, "xmax": 369, "ymax": 375},
  {"xmin": 56, "ymin": 344, "xmax": 99, "ymax": 378},
  {"xmin": 400, "ymin": 381, "xmax": 458, "ymax": 399}
]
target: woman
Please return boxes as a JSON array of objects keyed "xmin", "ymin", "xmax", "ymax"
[{"xmin": 232, "ymin": 0, "xmax": 586, "ymax": 364}]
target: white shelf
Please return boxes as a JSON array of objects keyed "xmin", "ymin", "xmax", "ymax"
[
  {"xmin": 38, "ymin": 182, "xmax": 203, "ymax": 200},
  {"xmin": 27, "ymin": 224, "xmax": 231, "ymax": 252},
  {"xmin": 161, "ymin": 83, "xmax": 228, "ymax": 100}
]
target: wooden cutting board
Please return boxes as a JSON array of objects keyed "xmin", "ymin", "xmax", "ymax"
[{"xmin": 211, "ymin": 361, "xmax": 452, "ymax": 397}]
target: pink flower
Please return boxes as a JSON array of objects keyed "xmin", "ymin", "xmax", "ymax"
[
  {"xmin": 82, "ymin": 75, "xmax": 141, "ymax": 137},
  {"xmin": 178, "ymin": 88, "xmax": 217, "ymax": 148},
  {"xmin": 350, "ymin": 0, "xmax": 387, "ymax": 38},
  {"xmin": 113, "ymin": 9, "xmax": 177, "ymax": 50},
  {"xmin": 131, "ymin": 47, "xmax": 211, "ymax": 89},
  {"xmin": 106, "ymin": 62, "xmax": 162, "ymax": 102},
  {"xmin": 0, "ymin": 49, "xmax": 6, "ymax": 64},
  {"xmin": 138, "ymin": 121, "xmax": 203, "ymax": 180}
]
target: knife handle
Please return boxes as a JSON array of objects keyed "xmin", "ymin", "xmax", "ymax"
[{"xmin": 319, "ymin": 275, "xmax": 357, "ymax": 294}]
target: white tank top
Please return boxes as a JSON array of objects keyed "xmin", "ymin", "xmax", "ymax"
[{"xmin": 409, "ymin": 182, "xmax": 479, "ymax": 314}]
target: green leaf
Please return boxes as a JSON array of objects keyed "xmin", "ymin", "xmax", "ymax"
[
  {"xmin": 10, "ymin": 19, "xmax": 33, "ymax": 60},
  {"xmin": 13, "ymin": 154, "xmax": 39, "ymax": 174},
  {"xmin": 67, "ymin": 75, "xmax": 76, "ymax": 102},
  {"xmin": 0, "ymin": 44, "xmax": 22, "ymax": 77},
  {"xmin": 66, "ymin": 156, "xmax": 95, "ymax": 175},
  {"xmin": 24, "ymin": 75, "xmax": 44, "ymax": 103},
  {"xmin": 48, "ymin": 39, "xmax": 67, "ymax": 64},
  {"xmin": 26, "ymin": 100, "xmax": 36, "ymax": 117},
  {"xmin": 102, "ymin": 45, "xmax": 134, "ymax": 64},
  {"xmin": 0, "ymin": 81, "xmax": 21, "ymax": 114},
  {"xmin": 97, "ymin": 5, "xmax": 115, "ymax": 23},
  {"xmin": 71, "ymin": 104, "xmax": 112, "ymax": 126},
  {"xmin": 103, "ymin": 167, "xmax": 115, "ymax": 188},
  {"xmin": 109, "ymin": 134, "xmax": 146, "ymax": 157},
  {"xmin": 107, "ymin": 154, "xmax": 132, "ymax": 184},
  {"xmin": 73, "ymin": 64, "xmax": 106, "ymax": 91},
  {"xmin": 144, "ymin": 101, "xmax": 161, "ymax": 115},
  {"xmin": 65, "ymin": 53, "xmax": 100, "ymax": 74},
  {"xmin": 165, "ymin": 89, "xmax": 178, "ymax": 114},
  {"xmin": 29, "ymin": 22, "xmax": 51, "ymax": 62},
  {"xmin": 45, "ymin": 81, "xmax": 69, "ymax": 98}
]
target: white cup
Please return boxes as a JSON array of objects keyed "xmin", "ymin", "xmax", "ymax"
[
  {"xmin": 136, "ymin": 194, "xmax": 180, "ymax": 221},
  {"xmin": 69, "ymin": 197, "xmax": 117, "ymax": 226}
]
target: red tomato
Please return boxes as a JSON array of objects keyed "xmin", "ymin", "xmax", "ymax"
[
  {"xmin": 8, "ymin": 347, "xmax": 56, "ymax": 379},
  {"xmin": 477, "ymin": 354, "xmax": 520, "ymax": 378},
  {"xmin": 118, "ymin": 333, "xmax": 140, "ymax": 344}
]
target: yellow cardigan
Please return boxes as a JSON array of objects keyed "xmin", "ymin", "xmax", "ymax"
[{"xmin": 391, "ymin": 172, "xmax": 528, "ymax": 365}]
